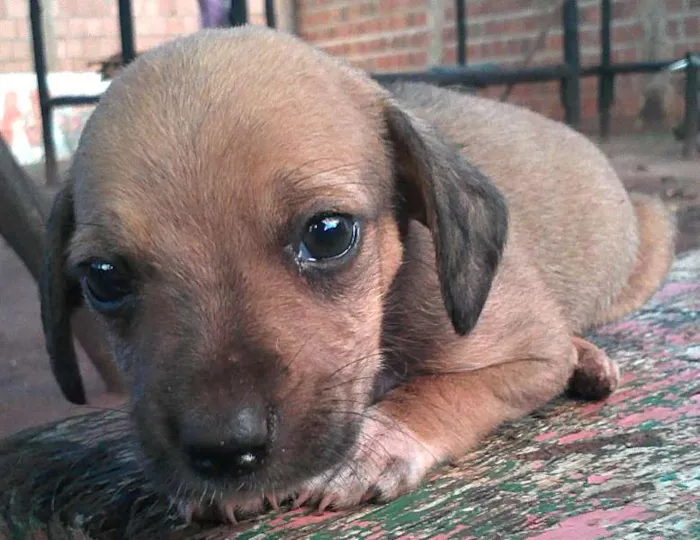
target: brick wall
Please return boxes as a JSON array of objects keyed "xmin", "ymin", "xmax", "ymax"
[
  {"xmin": 297, "ymin": 0, "xmax": 700, "ymax": 131},
  {"xmin": 0, "ymin": 0, "xmax": 201, "ymax": 72},
  {"xmin": 0, "ymin": 0, "xmax": 273, "ymax": 73},
  {"xmin": 1, "ymin": 0, "xmax": 699, "ymax": 129}
]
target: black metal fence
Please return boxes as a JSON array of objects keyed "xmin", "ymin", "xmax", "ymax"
[{"xmin": 28, "ymin": 0, "xmax": 699, "ymax": 184}]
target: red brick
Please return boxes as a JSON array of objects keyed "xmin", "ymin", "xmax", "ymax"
[
  {"xmin": 442, "ymin": 47, "xmax": 455, "ymax": 63},
  {"xmin": 158, "ymin": 0, "xmax": 177, "ymax": 17},
  {"xmin": 347, "ymin": 3, "xmax": 378, "ymax": 19},
  {"xmin": 300, "ymin": 9, "xmax": 333, "ymax": 28},
  {"xmin": 139, "ymin": 17, "xmax": 168, "ymax": 36},
  {"xmin": 612, "ymin": 46, "xmax": 637, "ymax": 63},
  {"xmin": 674, "ymin": 43, "xmax": 694, "ymax": 57},
  {"xmin": 0, "ymin": 19, "xmax": 17, "ymax": 40},
  {"xmin": 65, "ymin": 38, "xmax": 82, "ymax": 59},
  {"xmin": 6, "ymin": 0, "xmax": 28, "ymax": 19},
  {"xmin": 68, "ymin": 18, "xmax": 87, "ymax": 37},
  {"xmin": 166, "ymin": 17, "xmax": 186, "ymax": 35},
  {"xmin": 611, "ymin": 23, "xmax": 642, "ymax": 44},
  {"xmin": 612, "ymin": 0, "xmax": 638, "ymax": 18},
  {"xmin": 15, "ymin": 19, "xmax": 28, "ymax": 39},
  {"xmin": 378, "ymin": 0, "xmax": 425, "ymax": 12},
  {"xmin": 443, "ymin": 26, "xmax": 455, "ymax": 42},
  {"xmin": 572, "ymin": 29, "xmax": 594, "ymax": 48},
  {"xmin": 666, "ymin": 0, "xmax": 685, "ymax": 13},
  {"xmin": 56, "ymin": 40, "xmax": 67, "ymax": 60},
  {"xmin": 684, "ymin": 16, "xmax": 699, "ymax": 37},
  {"xmin": 667, "ymin": 20, "xmax": 680, "ymax": 38},
  {"xmin": 11, "ymin": 41, "xmax": 29, "ymax": 61},
  {"xmin": 0, "ymin": 43, "xmax": 11, "ymax": 61},
  {"xmin": 579, "ymin": 4, "xmax": 599, "ymax": 25},
  {"xmin": 546, "ymin": 34, "xmax": 563, "ymax": 51},
  {"xmin": 7, "ymin": 60, "xmax": 32, "ymax": 71}
]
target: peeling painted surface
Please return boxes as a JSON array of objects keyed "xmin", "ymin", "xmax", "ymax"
[{"xmin": 1, "ymin": 250, "xmax": 699, "ymax": 539}]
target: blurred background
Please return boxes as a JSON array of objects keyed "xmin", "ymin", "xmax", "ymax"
[{"xmin": 0, "ymin": 0, "xmax": 698, "ymax": 437}]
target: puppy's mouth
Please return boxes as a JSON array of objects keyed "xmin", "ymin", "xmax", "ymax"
[{"xmin": 134, "ymin": 401, "xmax": 363, "ymax": 507}]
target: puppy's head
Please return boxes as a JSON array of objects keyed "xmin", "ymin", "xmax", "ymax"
[{"xmin": 40, "ymin": 27, "xmax": 507, "ymax": 504}]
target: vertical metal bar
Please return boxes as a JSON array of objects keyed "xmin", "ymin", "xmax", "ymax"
[
  {"xmin": 265, "ymin": 0, "xmax": 276, "ymax": 28},
  {"xmin": 599, "ymin": 0, "xmax": 614, "ymax": 140},
  {"xmin": 230, "ymin": 0, "xmax": 249, "ymax": 26},
  {"xmin": 117, "ymin": 0, "xmax": 136, "ymax": 64},
  {"xmin": 561, "ymin": 0, "xmax": 581, "ymax": 128},
  {"xmin": 682, "ymin": 54, "xmax": 698, "ymax": 159},
  {"xmin": 28, "ymin": 0, "xmax": 57, "ymax": 185},
  {"xmin": 456, "ymin": 0, "xmax": 467, "ymax": 66}
]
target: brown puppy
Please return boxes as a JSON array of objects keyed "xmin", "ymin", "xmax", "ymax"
[{"xmin": 39, "ymin": 26, "xmax": 675, "ymax": 522}]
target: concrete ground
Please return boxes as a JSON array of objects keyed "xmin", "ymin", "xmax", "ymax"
[{"xmin": 1, "ymin": 133, "xmax": 698, "ymax": 437}]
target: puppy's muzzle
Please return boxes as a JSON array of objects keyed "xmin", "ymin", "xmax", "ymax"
[{"xmin": 175, "ymin": 404, "xmax": 274, "ymax": 479}]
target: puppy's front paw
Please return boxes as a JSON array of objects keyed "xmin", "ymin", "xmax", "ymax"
[{"xmin": 294, "ymin": 410, "xmax": 439, "ymax": 512}]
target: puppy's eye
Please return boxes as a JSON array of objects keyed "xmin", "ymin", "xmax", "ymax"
[
  {"xmin": 298, "ymin": 214, "xmax": 359, "ymax": 263},
  {"xmin": 80, "ymin": 260, "xmax": 133, "ymax": 313}
]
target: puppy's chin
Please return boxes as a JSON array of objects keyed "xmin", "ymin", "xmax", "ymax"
[{"xmin": 132, "ymin": 398, "xmax": 364, "ymax": 509}]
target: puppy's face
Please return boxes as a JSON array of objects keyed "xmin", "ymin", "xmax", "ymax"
[{"xmin": 40, "ymin": 28, "xmax": 507, "ymax": 505}]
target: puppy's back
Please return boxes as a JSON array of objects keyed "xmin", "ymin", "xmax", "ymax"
[{"xmin": 389, "ymin": 82, "xmax": 674, "ymax": 332}]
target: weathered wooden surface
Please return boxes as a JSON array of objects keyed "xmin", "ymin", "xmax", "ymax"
[{"xmin": 1, "ymin": 250, "xmax": 699, "ymax": 540}]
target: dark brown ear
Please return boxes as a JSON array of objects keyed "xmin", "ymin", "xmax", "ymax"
[
  {"xmin": 39, "ymin": 184, "xmax": 86, "ymax": 404},
  {"xmin": 384, "ymin": 99, "xmax": 508, "ymax": 336}
]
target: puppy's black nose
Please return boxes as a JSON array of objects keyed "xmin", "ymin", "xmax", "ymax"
[{"xmin": 180, "ymin": 406, "xmax": 270, "ymax": 479}]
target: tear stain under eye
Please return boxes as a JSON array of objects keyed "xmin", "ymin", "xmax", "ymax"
[{"xmin": 370, "ymin": 361, "xmax": 406, "ymax": 404}]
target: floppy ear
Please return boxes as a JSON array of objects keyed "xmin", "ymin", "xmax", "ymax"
[
  {"xmin": 384, "ymin": 99, "xmax": 509, "ymax": 336},
  {"xmin": 39, "ymin": 184, "xmax": 87, "ymax": 404}
]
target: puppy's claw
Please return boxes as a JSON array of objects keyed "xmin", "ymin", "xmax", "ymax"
[
  {"xmin": 266, "ymin": 493, "xmax": 280, "ymax": 511},
  {"xmin": 360, "ymin": 488, "xmax": 377, "ymax": 504},
  {"xmin": 223, "ymin": 502, "xmax": 238, "ymax": 524},
  {"xmin": 317, "ymin": 494, "xmax": 335, "ymax": 514},
  {"xmin": 176, "ymin": 501, "xmax": 197, "ymax": 524},
  {"xmin": 292, "ymin": 490, "xmax": 313, "ymax": 509}
]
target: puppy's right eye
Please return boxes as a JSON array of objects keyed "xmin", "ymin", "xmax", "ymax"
[
  {"xmin": 79, "ymin": 260, "xmax": 133, "ymax": 313},
  {"xmin": 297, "ymin": 214, "xmax": 360, "ymax": 263}
]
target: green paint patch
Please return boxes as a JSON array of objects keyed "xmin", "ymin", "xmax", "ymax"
[
  {"xmin": 536, "ymin": 502, "xmax": 559, "ymax": 514},
  {"xmin": 487, "ymin": 460, "xmax": 519, "ymax": 479},
  {"xmin": 500, "ymin": 483, "xmax": 526, "ymax": 492}
]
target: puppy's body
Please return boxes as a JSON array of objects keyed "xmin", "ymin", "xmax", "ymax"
[
  {"xmin": 39, "ymin": 27, "xmax": 675, "ymax": 521},
  {"xmin": 392, "ymin": 83, "xmax": 673, "ymax": 332}
]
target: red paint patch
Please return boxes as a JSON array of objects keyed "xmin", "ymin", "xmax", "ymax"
[
  {"xmin": 430, "ymin": 524, "xmax": 474, "ymax": 539},
  {"xmin": 587, "ymin": 473, "xmax": 612, "ymax": 485},
  {"xmin": 527, "ymin": 505, "xmax": 655, "ymax": 539},
  {"xmin": 268, "ymin": 509, "xmax": 344, "ymax": 532},
  {"xmin": 655, "ymin": 283, "xmax": 700, "ymax": 301},
  {"xmin": 557, "ymin": 429, "xmax": 599, "ymax": 444},
  {"xmin": 616, "ymin": 397, "xmax": 700, "ymax": 428}
]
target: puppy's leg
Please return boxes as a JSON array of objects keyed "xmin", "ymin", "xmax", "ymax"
[
  {"xmin": 296, "ymin": 337, "xmax": 580, "ymax": 511},
  {"xmin": 567, "ymin": 336, "xmax": 620, "ymax": 401}
]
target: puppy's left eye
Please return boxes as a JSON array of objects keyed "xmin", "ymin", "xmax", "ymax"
[{"xmin": 297, "ymin": 214, "xmax": 360, "ymax": 263}]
